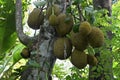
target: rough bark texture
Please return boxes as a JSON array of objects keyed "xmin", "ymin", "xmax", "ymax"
[
  {"xmin": 16, "ymin": 0, "xmax": 66, "ymax": 80},
  {"xmin": 93, "ymin": 0, "xmax": 112, "ymax": 16},
  {"xmin": 19, "ymin": 21, "xmax": 57, "ymax": 80},
  {"xmin": 89, "ymin": 0, "xmax": 113, "ymax": 80},
  {"xmin": 16, "ymin": 0, "xmax": 38, "ymax": 47}
]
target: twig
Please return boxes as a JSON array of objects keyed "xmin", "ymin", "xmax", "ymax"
[{"xmin": 77, "ymin": 4, "xmax": 85, "ymax": 21}]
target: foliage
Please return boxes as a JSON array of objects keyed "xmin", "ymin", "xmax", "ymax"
[
  {"xmin": 112, "ymin": 1, "xmax": 120, "ymax": 79},
  {"xmin": 0, "ymin": 0, "xmax": 29, "ymax": 80},
  {"xmin": 52, "ymin": 61, "xmax": 88, "ymax": 80},
  {"xmin": 0, "ymin": 42, "xmax": 26, "ymax": 80},
  {"xmin": 52, "ymin": 62, "xmax": 67, "ymax": 79},
  {"xmin": 65, "ymin": 66, "xmax": 88, "ymax": 80},
  {"xmin": 0, "ymin": 0, "xmax": 29, "ymax": 58},
  {"xmin": 53, "ymin": 0, "xmax": 120, "ymax": 80},
  {"xmin": 0, "ymin": 0, "xmax": 16, "ymax": 58}
]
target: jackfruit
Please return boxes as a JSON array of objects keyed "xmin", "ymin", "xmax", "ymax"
[
  {"xmin": 79, "ymin": 21, "xmax": 91, "ymax": 36},
  {"xmin": 88, "ymin": 27, "xmax": 104, "ymax": 48},
  {"xmin": 71, "ymin": 49, "xmax": 87, "ymax": 69},
  {"xmin": 70, "ymin": 31, "xmax": 88, "ymax": 51},
  {"xmin": 27, "ymin": 8, "xmax": 44, "ymax": 29},
  {"xmin": 21, "ymin": 48, "xmax": 30, "ymax": 58},
  {"xmin": 49, "ymin": 14, "xmax": 58, "ymax": 26},
  {"xmin": 87, "ymin": 54, "xmax": 98, "ymax": 66},
  {"xmin": 53, "ymin": 37, "xmax": 72, "ymax": 60},
  {"xmin": 46, "ymin": 4, "xmax": 60, "ymax": 19}
]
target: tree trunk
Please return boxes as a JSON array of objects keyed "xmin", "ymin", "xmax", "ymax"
[
  {"xmin": 89, "ymin": 0, "xmax": 114, "ymax": 80},
  {"xmin": 16, "ymin": 0, "xmax": 67, "ymax": 80}
]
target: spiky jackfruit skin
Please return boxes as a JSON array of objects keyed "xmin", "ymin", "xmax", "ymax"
[
  {"xmin": 21, "ymin": 48, "xmax": 30, "ymax": 58},
  {"xmin": 56, "ymin": 13, "xmax": 73, "ymax": 36},
  {"xmin": 53, "ymin": 37, "xmax": 72, "ymax": 60},
  {"xmin": 71, "ymin": 49, "xmax": 87, "ymax": 69},
  {"xmin": 49, "ymin": 14, "xmax": 58, "ymax": 26},
  {"xmin": 87, "ymin": 54, "xmax": 98, "ymax": 66},
  {"xmin": 88, "ymin": 27, "xmax": 104, "ymax": 48},
  {"xmin": 27, "ymin": 8, "xmax": 44, "ymax": 29},
  {"xmin": 70, "ymin": 31, "xmax": 88, "ymax": 51},
  {"xmin": 46, "ymin": 4, "xmax": 61, "ymax": 19},
  {"xmin": 79, "ymin": 21, "xmax": 91, "ymax": 36}
]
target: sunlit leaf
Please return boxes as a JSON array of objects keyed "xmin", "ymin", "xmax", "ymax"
[{"xmin": 33, "ymin": 1, "xmax": 46, "ymax": 7}]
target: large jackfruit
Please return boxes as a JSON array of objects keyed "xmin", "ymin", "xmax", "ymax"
[
  {"xmin": 27, "ymin": 8, "xmax": 44, "ymax": 29},
  {"xmin": 88, "ymin": 27, "xmax": 104, "ymax": 48},
  {"xmin": 53, "ymin": 37, "xmax": 72, "ymax": 60},
  {"xmin": 70, "ymin": 31, "xmax": 88, "ymax": 51},
  {"xmin": 71, "ymin": 49, "xmax": 87, "ymax": 69}
]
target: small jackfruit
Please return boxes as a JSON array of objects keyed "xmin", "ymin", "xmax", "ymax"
[
  {"xmin": 70, "ymin": 31, "xmax": 88, "ymax": 51},
  {"xmin": 79, "ymin": 21, "xmax": 91, "ymax": 36},
  {"xmin": 46, "ymin": 4, "xmax": 61, "ymax": 19},
  {"xmin": 21, "ymin": 48, "xmax": 30, "ymax": 58},
  {"xmin": 88, "ymin": 27, "xmax": 104, "ymax": 48},
  {"xmin": 87, "ymin": 54, "xmax": 98, "ymax": 66},
  {"xmin": 49, "ymin": 14, "xmax": 58, "ymax": 26},
  {"xmin": 71, "ymin": 49, "xmax": 87, "ymax": 69},
  {"xmin": 53, "ymin": 37, "xmax": 72, "ymax": 60},
  {"xmin": 27, "ymin": 8, "xmax": 44, "ymax": 29}
]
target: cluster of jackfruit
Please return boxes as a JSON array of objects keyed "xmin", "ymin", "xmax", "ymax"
[
  {"xmin": 47, "ymin": 4, "xmax": 74, "ymax": 37},
  {"xmin": 27, "ymin": 4, "xmax": 104, "ymax": 70},
  {"xmin": 27, "ymin": 4, "xmax": 73, "ymax": 60},
  {"xmin": 46, "ymin": 4, "xmax": 74, "ymax": 60},
  {"xmin": 27, "ymin": 4, "xmax": 73, "ymax": 36},
  {"xmin": 69, "ymin": 21, "xmax": 104, "ymax": 69},
  {"xmin": 70, "ymin": 49, "xmax": 98, "ymax": 69},
  {"xmin": 70, "ymin": 21, "xmax": 104, "ymax": 50}
]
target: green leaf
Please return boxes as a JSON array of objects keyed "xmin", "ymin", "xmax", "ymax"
[
  {"xmin": 91, "ymin": 66, "xmax": 97, "ymax": 71},
  {"xmin": 0, "ymin": 27, "xmax": 5, "ymax": 56},
  {"xmin": 73, "ymin": 0, "xmax": 83, "ymax": 5},
  {"xmin": 73, "ymin": 23, "xmax": 80, "ymax": 33},
  {"xmin": 85, "ymin": 6, "xmax": 94, "ymax": 14},
  {"xmin": 0, "ymin": 1, "xmax": 16, "ymax": 56},
  {"xmin": 12, "ymin": 43, "xmax": 25, "ymax": 64},
  {"xmin": 66, "ymin": 6, "xmax": 71, "ymax": 13},
  {"xmin": 0, "ymin": 32, "xmax": 17, "ymax": 54},
  {"xmin": 87, "ymin": 45, "xmax": 95, "ymax": 55},
  {"xmin": 33, "ymin": 1, "xmax": 46, "ymax": 7},
  {"xmin": 65, "ymin": 75, "xmax": 72, "ymax": 80}
]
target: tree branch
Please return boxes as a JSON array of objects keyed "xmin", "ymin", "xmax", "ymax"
[
  {"xmin": 16, "ymin": 0, "xmax": 38, "ymax": 47},
  {"xmin": 77, "ymin": 4, "xmax": 85, "ymax": 21}
]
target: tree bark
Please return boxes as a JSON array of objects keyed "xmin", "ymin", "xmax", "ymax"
[
  {"xmin": 16, "ymin": 0, "xmax": 66, "ymax": 80},
  {"xmin": 16, "ymin": 0, "xmax": 38, "ymax": 47},
  {"xmin": 89, "ymin": 0, "xmax": 114, "ymax": 80}
]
